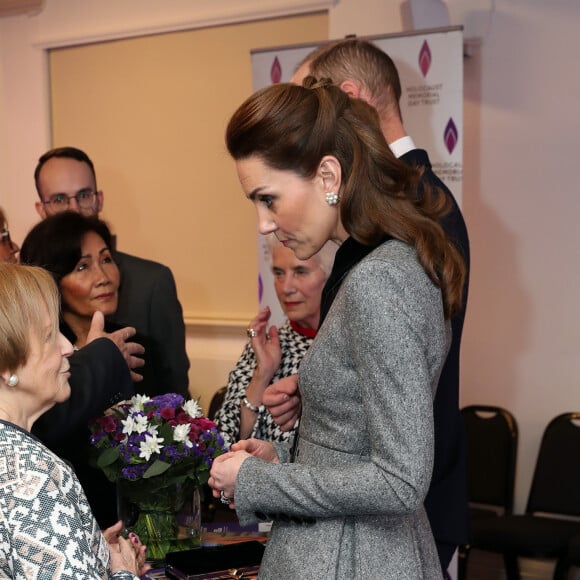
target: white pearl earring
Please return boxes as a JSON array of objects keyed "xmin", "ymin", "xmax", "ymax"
[
  {"xmin": 325, "ymin": 191, "xmax": 340, "ymax": 206},
  {"xmin": 7, "ymin": 374, "xmax": 19, "ymax": 387}
]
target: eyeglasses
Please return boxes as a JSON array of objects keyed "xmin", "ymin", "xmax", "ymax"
[
  {"xmin": 41, "ymin": 189, "xmax": 99, "ymax": 213},
  {"xmin": 1, "ymin": 228, "xmax": 11, "ymax": 246}
]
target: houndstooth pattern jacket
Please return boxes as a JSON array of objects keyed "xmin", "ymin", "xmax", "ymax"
[
  {"xmin": 213, "ymin": 322, "xmax": 312, "ymax": 443},
  {"xmin": 0, "ymin": 420, "xmax": 137, "ymax": 580}
]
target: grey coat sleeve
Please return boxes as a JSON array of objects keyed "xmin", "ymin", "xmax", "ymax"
[{"xmin": 234, "ymin": 254, "xmax": 446, "ymax": 523}]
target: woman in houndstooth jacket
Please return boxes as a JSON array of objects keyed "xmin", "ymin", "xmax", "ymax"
[{"xmin": 214, "ymin": 237, "xmax": 336, "ymax": 444}]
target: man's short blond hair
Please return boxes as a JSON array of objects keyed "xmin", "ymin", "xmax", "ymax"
[{"xmin": 299, "ymin": 38, "xmax": 403, "ymax": 119}]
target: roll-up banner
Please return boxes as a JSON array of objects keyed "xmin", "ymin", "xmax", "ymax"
[{"xmin": 251, "ymin": 27, "xmax": 463, "ymax": 331}]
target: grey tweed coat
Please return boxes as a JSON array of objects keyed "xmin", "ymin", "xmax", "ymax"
[{"xmin": 235, "ymin": 240, "xmax": 449, "ymax": 579}]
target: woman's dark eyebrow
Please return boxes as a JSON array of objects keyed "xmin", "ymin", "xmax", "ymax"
[
  {"xmin": 247, "ymin": 186, "xmax": 265, "ymax": 201},
  {"xmin": 79, "ymin": 246, "xmax": 109, "ymax": 260}
]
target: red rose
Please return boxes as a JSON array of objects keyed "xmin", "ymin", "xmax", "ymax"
[
  {"xmin": 103, "ymin": 416, "xmax": 117, "ymax": 433},
  {"xmin": 197, "ymin": 418, "xmax": 217, "ymax": 431},
  {"xmin": 160, "ymin": 407, "xmax": 175, "ymax": 420}
]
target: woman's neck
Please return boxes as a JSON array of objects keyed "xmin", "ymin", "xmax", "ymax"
[
  {"xmin": 62, "ymin": 311, "xmax": 92, "ymax": 348},
  {"xmin": 290, "ymin": 320, "xmax": 317, "ymax": 338},
  {"xmin": 0, "ymin": 400, "xmax": 34, "ymax": 431}
]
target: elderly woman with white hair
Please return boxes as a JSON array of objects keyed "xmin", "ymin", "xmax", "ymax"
[{"xmin": 214, "ymin": 236, "xmax": 336, "ymax": 443}]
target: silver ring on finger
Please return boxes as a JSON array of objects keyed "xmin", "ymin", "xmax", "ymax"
[
  {"xmin": 220, "ymin": 490, "xmax": 232, "ymax": 505},
  {"xmin": 246, "ymin": 327, "xmax": 257, "ymax": 338}
]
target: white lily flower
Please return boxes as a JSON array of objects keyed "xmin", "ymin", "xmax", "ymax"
[
  {"xmin": 121, "ymin": 415, "xmax": 136, "ymax": 435},
  {"xmin": 122, "ymin": 413, "xmax": 149, "ymax": 435},
  {"xmin": 139, "ymin": 434, "xmax": 164, "ymax": 461},
  {"xmin": 173, "ymin": 423, "xmax": 191, "ymax": 442},
  {"xmin": 183, "ymin": 399, "xmax": 203, "ymax": 419},
  {"xmin": 129, "ymin": 394, "xmax": 152, "ymax": 413}
]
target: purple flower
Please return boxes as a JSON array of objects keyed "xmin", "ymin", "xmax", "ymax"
[
  {"xmin": 89, "ymin": 392, "xmax": 228, "ymax": 485},
  {"xmin": 122, "ymin": 464, "xmax": 149, "ymax": 480}
]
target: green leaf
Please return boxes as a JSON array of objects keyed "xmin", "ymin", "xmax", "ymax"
[
  {"xmin": 96, "ymin": 446, "xmax": 121, "ymax": 468},
  {"xmin": 143, "ymin": 460, "xmax": 171, "ymax": 479},
  {"xmin": 158, "ymin": 423, "xmax": 174, "ymax": 443}
]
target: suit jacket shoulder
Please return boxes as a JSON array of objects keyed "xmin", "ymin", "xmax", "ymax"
[
  {"xmin": 110, "ymin": 250, "xmax": 190, "ymax": 395},
  {"xmin": 114, "ymin": 250, "xmax": 172, "ymax": 277}
]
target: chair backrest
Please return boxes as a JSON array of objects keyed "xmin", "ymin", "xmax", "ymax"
[
  {"xmin": 461, "ymin": 405, "xmax": 518, "ymax": 515},
  {"xmin": 208, "ymin": 386, "xmax": 227, "ymax": 421},
  {"xmin": 526, "ymin": 412, "xmax": 580, "ymax": 517}
]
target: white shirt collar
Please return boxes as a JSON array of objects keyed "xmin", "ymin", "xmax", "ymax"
[{"xmin": 389, "ymin": 135, "xmax": 416, "ymax": 159}]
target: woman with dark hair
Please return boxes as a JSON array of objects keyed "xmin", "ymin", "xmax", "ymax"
[
  {"xmin": 208, "ymin": 79, "xmax": 466, "ymax": 579},
  {"xmin": 21, "ymin": 212, "xmax": 120, "ymax": 346},
  {"xmin": 20, "ymin": 211, "xmax": 164, "ymax": 527},
  {"xmin": 20, "ymin": 212, "xmax": 162, "ymax": 388}
]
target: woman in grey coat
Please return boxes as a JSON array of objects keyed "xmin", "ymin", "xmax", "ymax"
[{"xmin": 208, "ymin": 78, "xmax": 467, "ymax": 579}]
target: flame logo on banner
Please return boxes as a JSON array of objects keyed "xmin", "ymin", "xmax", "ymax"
[
  {"xmin": 271, "ymin": 57, "xmax": 282, "ymax": 84},
  {"xmin": 419, "ymin": 40, "xmax": 432, "ymax": 77},
  {"xmin": 444, "ymin": 118, "xmax": 458, "ymax": 154}
]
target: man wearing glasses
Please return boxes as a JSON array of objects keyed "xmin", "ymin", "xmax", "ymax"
[{"xmin": 33, "ymin": 146, "xmax": 190, "ymax": 397}]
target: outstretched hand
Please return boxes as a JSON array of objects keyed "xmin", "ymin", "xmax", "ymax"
[{"xmin": 87, "ymin": 311, "xmax": 145, "ymax": 382}]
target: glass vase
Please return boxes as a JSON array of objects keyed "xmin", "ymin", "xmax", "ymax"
[{"xmin": 117, "ymin": 480, "xmax": 201, "ymax": 562}]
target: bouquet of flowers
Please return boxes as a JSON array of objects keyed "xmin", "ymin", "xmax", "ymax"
[{"xmin": 89, "ymin": 392, "xmax": 227, "ymax": 560}]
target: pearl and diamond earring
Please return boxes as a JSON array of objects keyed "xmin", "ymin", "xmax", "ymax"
[
  {"xmin": 325, "ymin": 191, "xmax": 340, "ymax": 206},
  {"xmin": 7, "ymin": 374, "xmax": 19, "ymax": 387}
]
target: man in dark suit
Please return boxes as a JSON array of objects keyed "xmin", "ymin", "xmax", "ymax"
[
  {"xmin": 33, "ymin": 146, "xmax": 190, "ymax": 396},
  {"xmin": 265, "ymin": 38, "xmax": 470, "ymax": 574}
]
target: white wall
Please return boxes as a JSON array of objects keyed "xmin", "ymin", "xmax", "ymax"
[
  {"xmin": 1, "ymin": 0, "xmax": 580, "ymax": 518},
  {"xmin": 457, "ymin": 0, "xmax": 580, "ymax": 514},
  {"xmin": 0, "ymin": 0, "xmax": 333, "ymax": 413}
]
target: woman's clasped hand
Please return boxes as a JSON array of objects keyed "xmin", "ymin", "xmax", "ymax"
[
  {"xmin": 104, "ymin": 521, "xmax": 150, "ymax": 577},
  {"xmin": 209, "ymin": 438, "xmax": 280, "ymax": 509}
]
